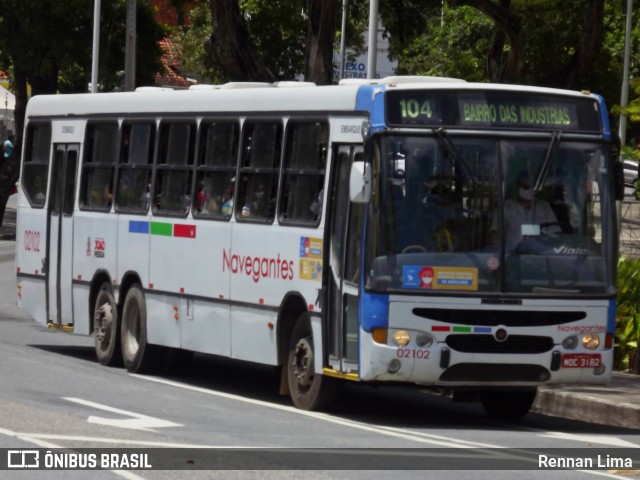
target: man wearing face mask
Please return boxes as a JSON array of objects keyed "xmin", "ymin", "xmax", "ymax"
[{"xmin": 491, "ymin": 172, "xmax": 560, "ymax": 251}]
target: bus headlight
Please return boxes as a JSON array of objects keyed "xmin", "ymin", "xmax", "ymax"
[
  {"xmin": 562, "ymin": 335, "xmax": 578, "ymax": 349},
  {"xmin": 582, "ymin": 334, "xmax": 600, "ymax": 350},
  {"xmin": 392, "ymin": 330, "xmax": 410, "ymax": 347}
]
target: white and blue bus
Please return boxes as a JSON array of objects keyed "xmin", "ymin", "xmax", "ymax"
[{"xmin": 15, "ymin": 77, "xmax": 621, "ymax": 418}]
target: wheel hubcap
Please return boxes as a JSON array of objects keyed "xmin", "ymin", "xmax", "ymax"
[
  {"xmin": 94, "ymin": 300, "xmax": 113, "ymax": 349},
  {"xmin": 292, "ymin": 337, "xmax": 314, "ymax": 387}
]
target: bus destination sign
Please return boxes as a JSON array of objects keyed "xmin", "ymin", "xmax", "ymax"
[{"xmin": 385, "ymin": 90, "xmax": 600, "ymax": 132}]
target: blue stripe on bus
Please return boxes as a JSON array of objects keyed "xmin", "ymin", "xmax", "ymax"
[
  {"xmin": 473, "ymin": 327, "xmax": 492, "ymax": 333},
  {"xmin": 595, "ymin": 94, "xmax": 612, "ymax": 139},
  {"xmin": 608, "ymin": 299, "xmax": 616, "ymax": 333},
  {"xmin": 129, "ymin": 220, "xmax": 150, "ymax": 234}
]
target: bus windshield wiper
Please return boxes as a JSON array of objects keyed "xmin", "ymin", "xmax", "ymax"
[
  {"xmin": 533, "ymin": 131, "xmax": 561, "ymax": 192},
  {"xmin": 434, "ymin": 128, "xmax": 476, "ymax": 183}
]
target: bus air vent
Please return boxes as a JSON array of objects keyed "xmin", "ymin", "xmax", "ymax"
[
  {"xmin": 445, "ymin": 334, "xmax": 554, "ymax": 354},
  {"xmin": 439, "ymin": 363, "xmax": 550, "ymax": 382}
]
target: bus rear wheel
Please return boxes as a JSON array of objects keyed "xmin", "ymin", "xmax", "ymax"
[
  {"xmin": 287, "ymin": 314, "xmax": 336, "ymax": 410},
  {"xmin": 121, "ymin": 284, "xmax": 158, "ymax": 373},
  {"xmin": 480, "ymin": 389, "xmax": 537, "ymax": 420},
  {"xmin": 93, "ymin": 282, "xmax": 121, "ymax": 366}
]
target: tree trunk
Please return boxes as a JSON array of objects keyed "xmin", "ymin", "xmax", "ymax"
[
  {"xmin": 304, "ymin": 0, "xmax": 338, "ymax": 85},
  {"xmin": 448, "ymin": 0, "xmax": 524, "ymax": 83},
  {"xmin": 551, "ymin": 0, "xmax": 604, "ymax": 89},
  {"xmin": 205, "ymin": 0, "xmax": 275, "ymax": 82}
]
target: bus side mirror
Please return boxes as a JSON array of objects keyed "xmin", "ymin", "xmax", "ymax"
[{"xmin": 350, "ymin": 161, "xmax": 371, "ymax": 203}]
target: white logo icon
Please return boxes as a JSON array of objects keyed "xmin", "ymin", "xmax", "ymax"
[{"xmin": 7, "ymin": 450, "xmax": 40, "ymax": 468}]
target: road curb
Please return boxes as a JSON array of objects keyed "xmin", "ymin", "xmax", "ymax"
[{"xmin": 533, "ymin": 387, "xmax": 640, "ymax": 429}]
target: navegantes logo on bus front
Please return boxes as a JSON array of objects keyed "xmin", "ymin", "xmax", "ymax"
[{"xmin": 223, "ymin": 249, "xmax": 294, "ymax": 283}]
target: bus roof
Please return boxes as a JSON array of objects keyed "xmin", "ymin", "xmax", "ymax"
[{"xmin": 24, "ymin": 77, "xmax": 600, "ymax": 119}]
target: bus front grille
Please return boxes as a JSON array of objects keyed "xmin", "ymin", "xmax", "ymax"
[{"xmin": 445, "ymin": 334, "xmax": 554, "ymax": 354}]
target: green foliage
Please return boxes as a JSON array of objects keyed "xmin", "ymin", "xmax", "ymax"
[
  {"xmin": 616, "ymin": 257, "xmax": 640, "ymax": 372},
  {"xmin": 172, "ymin": 2, "xmax": 223, "ymax": 83},
  {"xmin": 0, "ymin": 0, "xmax": 92, "ymax": 87},
  {"xmin": 392, "ymin": 5, "xmax": 492, "ymax": 80},
  {"xmin": 0, "ymin": 0, "xmax": 164, "ymax": 93},
  {"xmin": 242, "ymin": 0, "xmax": 308, "ymax": 80}
]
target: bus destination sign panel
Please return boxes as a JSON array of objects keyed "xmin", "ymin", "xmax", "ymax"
[{"xmin": 385, "ymin": 90, "xmax": 601, "ymax": 132}]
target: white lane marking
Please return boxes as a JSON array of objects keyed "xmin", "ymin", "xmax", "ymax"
[
  {"xmin": 130, "ymin": 375, "xmax": 635, "ymax": 478},
  {"xmin": 130, "ymin": 375, "xmax": 639, "ymax": 465},
  {"xmin": 131, "ymin": 374, "xmax": 480, "ymax": 448},
  {"xmin": 539, "ymin": 432, "xmax": 640, "ymax": 448},
  {"xmin": 12, "ymin": 433, "xmax": 236, "ymax": 448},
  {"xmin": 0, "ymin": 426, "xmax": 146, "ymax": 480},
  {"xmin": 64, "ymin": 397, "xmax": 182, "ymax": 432}
]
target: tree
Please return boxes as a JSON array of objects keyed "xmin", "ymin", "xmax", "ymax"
[
  {"xmin": 380, "ymin": 0, "xmax": 605, "ymax": 89},
  {"xmin": 172, "ymin": 2, "xmax": 223, "ymax": 83},
  {"xmin": 304, "ymin": 0, "xmax": 339, "ymax": 85},
  {"xmin": 204, "ymin": 0, "xmax": 343, "ymax": 85},
  {"xmin": 205, "ymin": 0, "xmax": 276, "ymax": 82},
  {"xmin": 0, "ymin": 0, "xmax": 164, "ymax": 224}
]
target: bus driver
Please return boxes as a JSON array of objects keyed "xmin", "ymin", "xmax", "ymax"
[{"xmin": 491, "ymin": 172, "xmax": 560, "ymax": 251}]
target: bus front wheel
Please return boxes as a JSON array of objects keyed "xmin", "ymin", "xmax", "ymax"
[
  {"xmin": 287, "ymin": 314, "xmax": 336, "ymax": 410},
  {"xmin": 121, "ymin": 284, "xmax": 158, "ymax": 373},
  {"xmin": 480, "ymin": 389, "xmax": 537, "ymax": 420},
  {"xmin": 93, "ymin": 282, "xmax": 120, "ymax": 366}
]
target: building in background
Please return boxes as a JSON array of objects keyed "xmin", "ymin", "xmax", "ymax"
[
  {"xmin": 334, "ymin": 23, "xmax": 397, "ymax": 81},
  {"xmin": 152, "ymin": 0, "xmax": 198, "ymax": 88}
]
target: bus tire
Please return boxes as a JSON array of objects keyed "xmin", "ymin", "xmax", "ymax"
[
  {"xmin": 93, "ymin": 282, "xmax": 121, "ymax": 366},
  {"xmin": 287, "ymin": 313, "xmax": 337, "ymax": 411},
  {"xmin": 120, "ymin": 284, "xmax": 158, "ymax": 373},
  {"xmin": 480, "ymin": 389, "xmax": 537, "ymax": 420}
]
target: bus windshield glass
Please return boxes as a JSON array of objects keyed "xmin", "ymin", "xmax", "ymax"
[{"xmin": 365, "ymin": 134, "xmax": 616, "ymax": 296}]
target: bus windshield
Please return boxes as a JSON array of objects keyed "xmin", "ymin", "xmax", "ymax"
[{"xmin": 365, "ymin": 133, "xmax": 616, "ymax": 296}]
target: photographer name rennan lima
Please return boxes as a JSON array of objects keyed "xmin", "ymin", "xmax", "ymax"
[{"xmin": 539, "ymin": 454, "xmax": 633, "ymax": 469}]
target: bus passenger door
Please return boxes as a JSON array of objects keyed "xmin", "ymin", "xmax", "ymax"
[
  {"xmin": 327, "ymin": 145, "xmax": 364, "ymax": 373},
  {"xmin": 47, "ymin": 144, "xmax": 79, "ymax": 327}
]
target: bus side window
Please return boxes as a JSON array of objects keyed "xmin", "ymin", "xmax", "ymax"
[
  {"xmin": 194, "ymin": 121, "xmax": 239, "ymax": 219},
  {"xmin": 279, "ymin": 121, "xmax": 328, "ymax": 225},
  {"xmin": 22, "ymin": 123, "xmax": 52, "ymax": 208},
  {"xmin": 237, "ymin": 121, "xmax": 281, "ymax": 222},
  {"xmin": 116, "ymin": 122, "xmax": 155, "ymax": 213},
  {"xmin": 80, "ymin": 122, "xmax": 118, "ymax": 211},
  {"xmin": 154, "ymin": 122, "xmax": 195, "ymax": 216}
]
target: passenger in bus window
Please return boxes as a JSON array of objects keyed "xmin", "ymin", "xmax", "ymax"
[
  {"xmin": 422, "ymin": 182, "xmax": 461, "ymax": 251},
  {"xmin": 309, "ymin": 189, "xmax": 323, "ymax": 218},
  {"xmin": 195, "ymin": 181, "xmax": 209, "ymax": 213},
  {"xmin": 103, "ymin": 182, "xmax": 113, "ymax": 208},
  {"xmin": 33, "ymin": 175, "xmax": 46, "ymax": 205},
  {"xmin": 220, "ymin": 177, "xmax": 235, "ymax": 216},
  {"xmin": 241, "ymin": 180, "xmax": 268, "ymax": 218},
  {"xmin": 491, "ymin": 172, "xmax": 560, "ymax": 251}
]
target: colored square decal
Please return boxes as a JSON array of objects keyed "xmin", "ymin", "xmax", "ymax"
[
  {"xmin": 300, "ymin": 237, "xmax": 323, "ymax": 281},
  {"xmin": 129, "ymin": 220, "xmax": 149, "ymax": 234}
]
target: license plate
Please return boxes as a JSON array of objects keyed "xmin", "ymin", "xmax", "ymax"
[{"xmin": 561, "ymin": 353, "xmax": 601, "ymax": 368}]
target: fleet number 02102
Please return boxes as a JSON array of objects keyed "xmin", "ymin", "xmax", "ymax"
[{"xmin": 397, "ymin": 349, "xmax": 431, "ymax": 360}]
